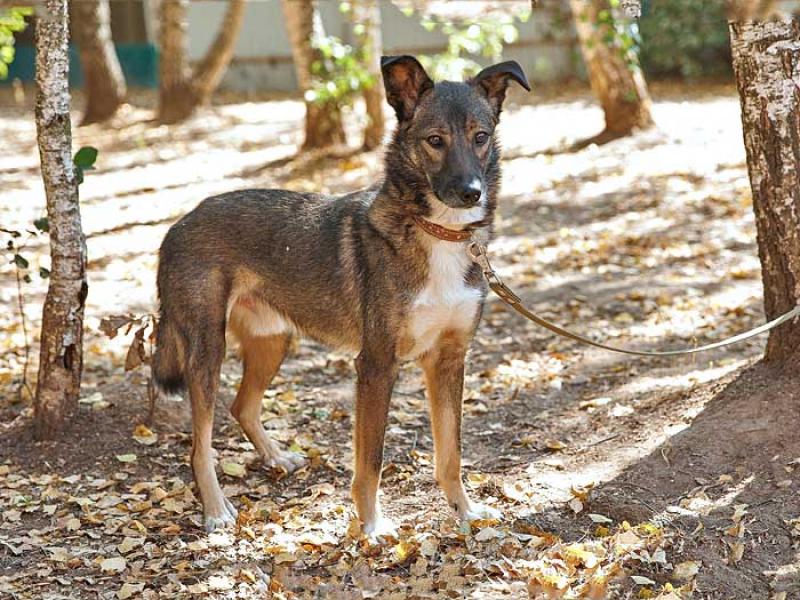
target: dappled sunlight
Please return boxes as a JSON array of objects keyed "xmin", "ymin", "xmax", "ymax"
[{"xmin": 2, "ymin": 83, "xmax": 798, "ymax": 598}]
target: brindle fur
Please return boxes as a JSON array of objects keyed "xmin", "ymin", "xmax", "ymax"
[{"xmin": 153, "ymin": 56, "xmax": 530, "ymax": 535}]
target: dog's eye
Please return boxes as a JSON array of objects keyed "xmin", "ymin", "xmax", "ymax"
[
  {"xmin": 475, "ymin": 132, "xmax": 489, "ymax": 146},
  {"xmin": 427, "ymin": 135, "xmax": 444, "ymax": 148}
]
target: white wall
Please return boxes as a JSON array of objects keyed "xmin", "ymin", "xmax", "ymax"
[{"xmin": 181, "ymin": 0, "xmax": 577, "ymax": 92}]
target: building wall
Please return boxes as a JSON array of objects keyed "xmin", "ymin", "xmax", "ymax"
[{"xmin": 183, "ymin": 0, "xmax": 577, "ymax": 92}]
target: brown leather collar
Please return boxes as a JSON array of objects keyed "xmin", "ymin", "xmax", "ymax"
[{"xmin": 413, "ymin": 215, "xmax": 474, "ymax": 242}]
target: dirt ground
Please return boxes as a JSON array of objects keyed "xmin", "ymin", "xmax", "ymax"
[{"xmin": 1, "ymin": 82, "xmax": 799, "ymax": 599}]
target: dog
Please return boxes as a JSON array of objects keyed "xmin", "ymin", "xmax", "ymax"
[{"xmin": 152, "ymin": 55, "xmax": 530, "ymax": 538}]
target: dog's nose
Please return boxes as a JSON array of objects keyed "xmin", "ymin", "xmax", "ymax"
[{"xmin": 461, "ymin": 181, "xmax": 482, "ymax": 206}]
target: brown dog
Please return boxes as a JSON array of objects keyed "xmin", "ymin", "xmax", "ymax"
[{"xmin": 152, "ymin": 55, "xmax": 530, "ymax": 538}]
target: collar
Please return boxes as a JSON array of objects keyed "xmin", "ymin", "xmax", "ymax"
[{"xmin": 413, "ymin": 215, "xmax": 475, "ymax": 242}]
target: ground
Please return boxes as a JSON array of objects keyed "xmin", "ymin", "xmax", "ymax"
[{"xmin": 1, "ymin": 82, "xmax": 799, "ymax": 599}]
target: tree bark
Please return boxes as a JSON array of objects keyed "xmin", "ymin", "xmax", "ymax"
[
  {"xmin": 190, "ymin": 0, "xmax": 246, "ymax": 106},
  {"xmin": 730, "ymin": 19, "xmax": 800, "ymax": 362},
  {"xmin": 280, "ymin": 0, "xmax": 346, "ymax": 150},
  {"xmin": 34, "ymin": 0, "xmax": 88, "ymax": 439},
  {"xmin": 71, "ymin": 0, "xmax": 126, "ymax": 125},
  {"xmin": 569, "ymin": 0, "xmax": 654, "ymax": 140},
  {"xmin": 352, "ymin": 0, "xmax": 385, "ymax": 150},
  {"xmin": 726, "ymin": 0, "xmax": 777, "ymax": 20},
  {"xmin": 157, "ymin": 0, "xmax": 246, "ymax": 124},
  {"xmin": 157, "ymin": 0, "xmax": 191, "ymax": 124}
]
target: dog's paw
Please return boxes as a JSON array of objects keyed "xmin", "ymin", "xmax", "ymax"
[
  {"xmin": 204, "ymin": 499, "xmax": 238, "ymax": 533},
  {"xmin": 459, "ymin": 502, "xmax": 503, "ymax": 523},
  {"xmin": 264, "ymin": 449, "xmax": 306, "ymax": 474},
  {"xmin": 362, "ymin": 515, "xmax": 399, "ymax": 544}
]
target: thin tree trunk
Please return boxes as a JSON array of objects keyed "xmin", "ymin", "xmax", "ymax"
[
  {"xmin": 157, "ymin": 0, "xmax": 246, "ymax": 124},
  {"xmin": 730, "ymin": 19, "xmax": 800, "ymax": 362},
  {"xmin": 352, "ymin": 0, "xmax": 385, "ymax": 150},
  {"xmin": 190, "ymin": 0, "xmax": 246, "ymax": 106},
  {"xmin": 157, "ymin": 0, "xmax": 191, "ymax": 124},
  {"xmin": 569, "ymin": 0, "xmax": 654, "ymax": 141},
  {"xmin": 280, "ymin": 0, "xmax": 346, "ymax": 150},
  {"xmin": 34, "ymin": 0, "xmax": 88, "ymax": 439},
  {"xmin": 72, "ymin": 0, "xmax": 126, "ymax": 125}
]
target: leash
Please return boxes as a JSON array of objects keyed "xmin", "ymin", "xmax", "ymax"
[{"xmin": 467, "ymin": 240, "xmax": 800, "ymax": 357}]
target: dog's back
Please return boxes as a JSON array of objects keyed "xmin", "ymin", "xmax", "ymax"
[{"xmin": 153, "ymin": 188, "xmax": 373, "ymax": 394}]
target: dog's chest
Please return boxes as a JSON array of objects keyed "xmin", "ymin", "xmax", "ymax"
[{"xmin": 401, "ymin": 241, "xmax": 482, "ymax": 360}]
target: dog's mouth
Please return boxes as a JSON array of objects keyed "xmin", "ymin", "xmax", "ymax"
[{"xmin": 426, "ymin": 192, "xmax": 486, "ymax": 229}]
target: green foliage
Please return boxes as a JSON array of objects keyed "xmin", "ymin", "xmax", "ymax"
[
  {"xmin": 413, "ymin": 11, "xmax": 530, "ymax": 81},
  {"xmin": 595, "ymin": 1, "xmax": 642, "ymax": 70},
  {"xmin": 3, "ymin": 218, "xmax": 51, "ymax": 286},
  {"xmin": 638, "ymin": 0, "xmax": 731, "ymax": 79},
  {"xmin": 0, "ymin": 7, "xmax": 32, "ymax": 80},
  {"xmin": 307, "ymin": 34, "xmax": 374, "ymax": 106},
  {"xmin": 74, "ymin": 146, "xmax": 99, "ymax": 185}
]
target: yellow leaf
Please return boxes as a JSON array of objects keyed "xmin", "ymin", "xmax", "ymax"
[
  {"xmin": 132, "ymin": 424, "xmax": 157, "ymax": 446},
  {"xmin": 221, "ymin": 461, "xmax": 246, "ymax": 478}
]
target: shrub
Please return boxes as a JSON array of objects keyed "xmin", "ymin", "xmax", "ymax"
[{"xmin": 638, "ymin": 0, "xmax": 732, "ymax": 79}]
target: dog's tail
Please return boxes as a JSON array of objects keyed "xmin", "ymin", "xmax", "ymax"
[{"xmin": 152, "ymin": 311, "xmax": 186, "ymax": 395}]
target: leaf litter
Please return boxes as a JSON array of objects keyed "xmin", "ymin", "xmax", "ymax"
[{"xmin": 2, "ymin": 84, "xmax": 799, "ymax": 598}]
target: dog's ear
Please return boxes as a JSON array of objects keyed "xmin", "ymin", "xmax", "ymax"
[
  {"xmin": 471, "ymin": 61, "xmax": 531, "ymax": 117},
  {"xmin": 381, "ymin": 55, "xmax": 434, "ymax": 123}
]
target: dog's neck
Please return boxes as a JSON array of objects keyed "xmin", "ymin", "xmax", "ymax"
[{"xmin": 369, "ymin": 165, "xmax": 498, "ymax": 244}]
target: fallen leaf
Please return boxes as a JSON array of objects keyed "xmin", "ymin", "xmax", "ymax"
[
  {"xmin": 221, "ymin": 461, "xmax": 246, "ymax": 478},
  {"xmin": 117, "ymin": 583, "xmax": 145, "ymax": 599},
  {"xmin": 132, "ymin": 424, "xmax": 157, "ymax": 446},
  {"xmin": 672, "ymin": 560, "xmax": 700, "ymax": 582},
  {"xmin": 100, "ymin": 556, "xmax": 127, "ymax": 573}
]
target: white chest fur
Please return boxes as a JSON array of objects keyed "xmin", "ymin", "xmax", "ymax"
[{"xmin": 402, "ymin": 240, "xmax": 482, "ymax": 360}]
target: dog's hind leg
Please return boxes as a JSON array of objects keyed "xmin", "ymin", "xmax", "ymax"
[
  {"xmin": 230, "ymin": 333, "xmax": 305, "ymax": 473},
  {"xmin": 186, "ymin": 322, "xmax": 237, "ymax": 532},
  {"xmin": 420, "ymin": 331, "xmax": 502, "ymax": 524}
]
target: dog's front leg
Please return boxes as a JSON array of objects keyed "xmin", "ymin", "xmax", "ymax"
[
  {"xmin": 421, "ymin": 332, "xmax": 502, "ymax": 523},
  {"xmin": 351, "ymin": 347, "xmax": 398, "ymax": 541}
]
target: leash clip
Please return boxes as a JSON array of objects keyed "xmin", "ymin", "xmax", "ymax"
[
  {"xmin": 467, "ymin": 241, "xmax": 495, "ymax": 280},
  {"xmin": 468, "ymin": 241, "xmax": 521, "ymax": 304}
]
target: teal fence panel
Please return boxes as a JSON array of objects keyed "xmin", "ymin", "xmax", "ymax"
[{"xmin": 2, "ymin": 43, "xmax": 158, "ymax": 87}]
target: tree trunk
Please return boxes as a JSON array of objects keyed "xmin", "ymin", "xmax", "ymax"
[
  {"xmin": 730, "ymin": 19, "xmax": 800, "ymax": 362},
  {"xmin": 157, "ymin": 0, "xmax": 246, "ymax": 124},
  {"xmin": 189, "ymin": 0, "xmax": 246, "ymax": 106},
  {"xmin": 34, "ymin": 0, "xmax": 88, "ymax": 439},
  {"xmin": 157, "ymin": 0, "xmax": 192, "ymax": 124},
  {"xmin": 569, "ymin": 0, "xmax": 654, "ymax": 140},
  {"xmin": 280, "ymin": 0, "xmax": 346, "ymax": 150},
  {"xmin": 72, "ymin": 0, "xmax": 126, "ymax": 125},
  {"xmin": 352, "ymin": 0, "xmax": 385, "ymax": 150},
  {"xmin": 726, "ymin": 0, "xmax": 777, "ymax": 19}
]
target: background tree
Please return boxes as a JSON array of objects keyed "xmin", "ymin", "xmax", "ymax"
[
  {"xmin": 71, "ymin": 0, "xmax": 127, "ymax": 125},
  {"xmin": 281, "ymin": 0, "xmax": 346, "ymax": 150},
  {"xmin": 158, "ymin": 0, "xmax": 246, "ymax": 124},
  {"xmin": 350, "ymin": 0, "xmax": 385, "ymax": 150},
  {"xmin": 569, "ymin": 0, "xmax": 654, "ymax": 145},
  {"xmin": 33, "ymin": 0, "xmax": 87, "ymax": 439},
  {"xmin": 729, "ymin": 17, "xmax": 800, "ymax": 362}
]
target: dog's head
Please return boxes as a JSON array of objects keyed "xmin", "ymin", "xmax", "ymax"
[{"xmin": 381, "ymin": 55, "xmax": 530, "ymax": 225}]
